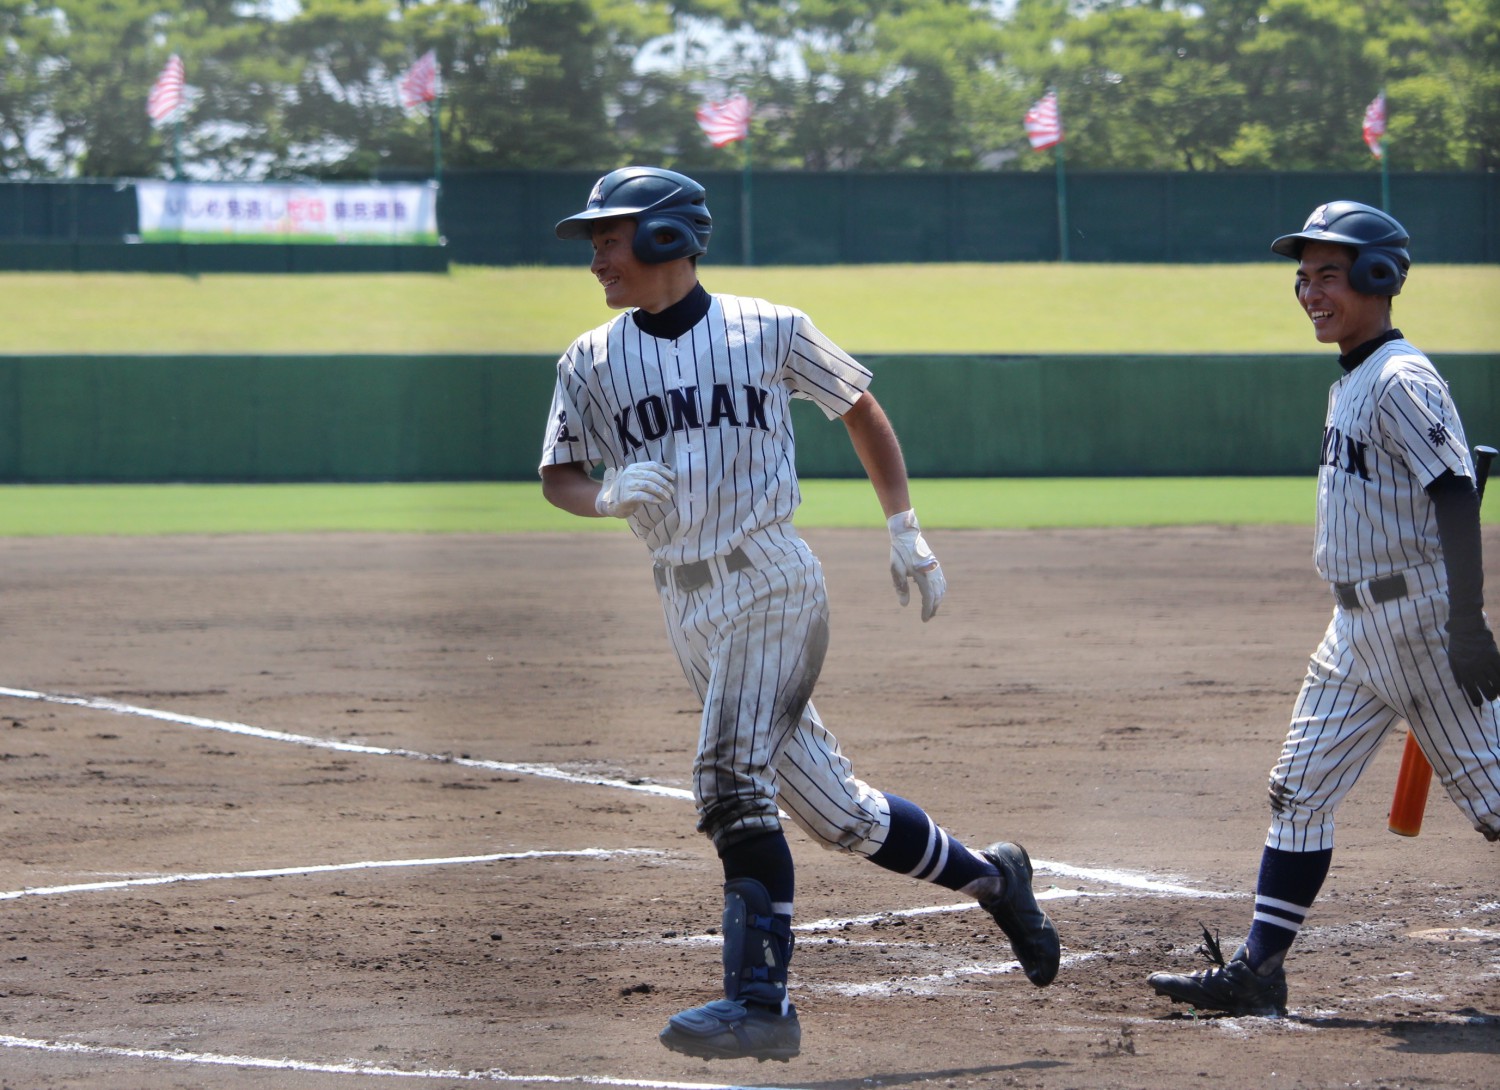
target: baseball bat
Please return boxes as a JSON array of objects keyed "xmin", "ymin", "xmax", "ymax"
[
  {"xmin": 1387, "ymin": 444, "xmax": 1497, "ymax": 837},
  {"xmin": 1478, "ymin": 445, "xmax": 1498, "ymax": 502}
]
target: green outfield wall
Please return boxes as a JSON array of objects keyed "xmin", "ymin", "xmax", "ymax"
[
  {"xmin": 0, "ymin": 354, "xmax": 1494, "ymax": 483},
  {"xmin": 2, "ymin": 171, "xmax": 1496, "ymax": 269}
]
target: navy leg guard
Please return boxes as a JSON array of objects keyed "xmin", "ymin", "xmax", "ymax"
[
  {"xmin": 660, "ymin": 878, "xmax": 801, "ymax": 1062},
  {"xmin": 720, "ymin": 877, "xmax": 793, "ymax": 1007}
]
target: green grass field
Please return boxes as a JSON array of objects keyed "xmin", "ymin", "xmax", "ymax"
[
  {"xmin": 0, "ymin": 478, "xmax": 1333, "ymax": 537},
  {"xmin": 3, "ymin": 262, "xmax": 1497, "ymax": 355}
]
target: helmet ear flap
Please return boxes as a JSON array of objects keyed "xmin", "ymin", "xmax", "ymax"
[
  {"xmin": 633, "ymin": 215, "xmax": 707, "ymax": 264},
  {"xmin": 1348, "ymin": 248, "xmax": 1407, "ymax": 296}
]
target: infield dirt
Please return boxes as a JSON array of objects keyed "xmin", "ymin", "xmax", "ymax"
[{"xmin": 0, "ymin": 527, "xmax": 1495, "ymax": 1088}]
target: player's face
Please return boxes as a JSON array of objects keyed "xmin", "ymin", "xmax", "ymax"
[
  {"xmin": 1293, "ymin": 241, "xmax": 1392, "ymax": 354},
  {"xmin": 589, "ymin": 219, "xmax": 681, "ymax": 313}
]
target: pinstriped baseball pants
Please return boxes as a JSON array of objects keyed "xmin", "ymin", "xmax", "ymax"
[
  {"xmin": 1267, "ymin": 574, "xmax": 1500, "ymax": 851},
  {"xmin": 657, "ymin": 532, "xmax": 892, "ymax": 854}
]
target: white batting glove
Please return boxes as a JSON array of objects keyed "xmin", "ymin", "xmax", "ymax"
[
  {"xmin": 888, "ymin": 509, "xmax": 946, "ymax": 622},
  {"xmin": 595, "ymin": 461, "xmax": 675, "ymax": 518}
]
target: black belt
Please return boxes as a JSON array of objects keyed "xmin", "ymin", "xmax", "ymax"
[
  {"xmin": 1333, "ymin": 572, "xmax": 1408, "ymax": 610},
  {"xmin": 654, "ymin": 546, "xmax": 753, "ymax": 593}
]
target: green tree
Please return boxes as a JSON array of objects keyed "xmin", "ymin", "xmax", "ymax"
[
  {"xmin": 1045, "ymin": 1, "xmax": 1241, "ymax": 170},
  {"xmin": 0, "ymin": 0, "xmax": 1493, "ymax": 178},
  {"xmin": 677, "ymin": 0, "xmax": 1012, "ymax": 170},
  {"xmin": 1415, "ymin": 0, "xmax": 1499, "ymax": 169},
  {"xmin": 47, "ymin": 0, "xmax": 191, "ymax": 177},
  {"xmin": 272, "ymin": 0, "xmax": 407, "ymax": 179},
  {"xmin": 402, "ymin": 0, "xmax": 669, "ymax": 170},
  {"xmin": 0, "ymin": 0, "xmax": 62, "ymax": 174},
  {"xmin": 1217, "ymin": 0, "xmax": 1403, "ymax": 169}
]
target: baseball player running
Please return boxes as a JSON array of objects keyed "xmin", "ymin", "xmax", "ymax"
[
  {"xmin": 539, "ymin": 166, "xmax": 1060, "ymax": 1062},
  {"xmin": 1147, "ymin": 201, "xmax": 1500, "ymax": 1017}
]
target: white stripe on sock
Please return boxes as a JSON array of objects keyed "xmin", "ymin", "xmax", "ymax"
[{"xmin": 1252, "ymin": 910, "xmax": 1304, "ymax": 933}]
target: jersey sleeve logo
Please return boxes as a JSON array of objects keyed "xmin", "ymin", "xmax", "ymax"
[
  {"xmin": 1426, "ymin": 422, "xmax": 1449, "ymax": 447},
  {"xmin": 555, "ymin": 409, "xmax": 578, "ymax": 444}
]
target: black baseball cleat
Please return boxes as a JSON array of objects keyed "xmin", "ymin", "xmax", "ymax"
[
  {"xmin": 659, "ymin": 998, "xmax": 801, "ymax": 1062},
  {"xmin": 978, "ymin": 842, "xmax": 1061, "ymax": 987},
  {"xmin": 1147, "ymin": 927, "xmax": 1288, "ymax": 1017}
]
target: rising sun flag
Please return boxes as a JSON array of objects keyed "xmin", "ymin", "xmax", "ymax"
[
  {"xmin": 146, "ymin": 54, "xmax": 186, "ymax": 125},
  {"xmin": 1362, "ymin": 92, "xmax": 1387, "ymax": 159},
  {"xmin": 695, "ymin": 94, "xmax": 752, "ymax": 148},
  {"xmin": 399, "ymin": 50, "xmax": 440, "ymax": 111},
  {"xmin": 1024, "ymin": 90, "xmax": 1062, "ymax": 150}
]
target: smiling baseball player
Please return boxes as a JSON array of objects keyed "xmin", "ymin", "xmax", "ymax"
[
  {"xmin": 1147, "ymin": 201, "xmax": 1500, "ymax": 1018},
  {"xmin": 538, "ymin": 166, "xmax": 1061, "ymax": 1062}
]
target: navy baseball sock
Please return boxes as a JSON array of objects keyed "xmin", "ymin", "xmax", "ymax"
[
  {"xmin": 1244, "ymin": 845, "xmax": 1331, "ymax": 973},
  {"xmin": 719, "ymin": 830, "xmax": 795, "ymax": 910},
  {"xmin": 868, "ymin": 794, "xmax": 995, "ymax": 891}
]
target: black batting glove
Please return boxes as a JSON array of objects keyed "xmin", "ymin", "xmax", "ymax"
[{"xmin": 1447, "ymin": 616, "xmax": 1500, "ymax": 706}]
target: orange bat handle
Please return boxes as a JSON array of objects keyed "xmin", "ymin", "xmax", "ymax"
[{"xmin": 1388, "ymin": 731, "xmax": 1433, "ymax": 837}]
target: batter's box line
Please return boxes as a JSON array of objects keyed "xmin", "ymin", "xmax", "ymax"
[
  {"xmin": 813, "ymin": 950, "xmax": 1105, "ymax": 998},
  {"xmin": 1033, "ymin": 860, "xmax": 1240, "ymax": 899},
  {"xmin": 647, "ymin": 887, "xmax": 1218, "ymax": 956},
  {"xmin": 0, "ymin": 1032, "xmax": 816, "ymax": 1089},
  {"xmin": 0, "ymin": 685, "xmax": 1234, "ymax": 902},
  {"xmin": 0, "ymin": 848, "xmax": 667, "ymax": 902},
  {"xmin": 0, "ymin": 684, "xmax": 694, "ymax": 800}
]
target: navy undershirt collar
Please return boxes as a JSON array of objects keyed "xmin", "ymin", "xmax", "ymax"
[
  {"xmin": 632, "ymin": 283, "xmax": 710, "ymax": 340},
  {"xmin": 1339, "ymin": 328, "xmax": 1403, "ymax": 373}
]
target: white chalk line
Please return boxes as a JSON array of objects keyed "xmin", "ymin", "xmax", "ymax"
[
  {"xmin": 658, "ymin": 888, "xmax": 1091, "ymax": 951},
  {"xmin": 1035, "ymin": 860, "xmax": 1237, "ymax": 899},
  {"xmin": 819, "ymin": 950, "xmax": 1105, "ymax": 998},
  {"xmin": 0, "ymin": 1034, "xmax": 811, "ymax": 1089},
  {"xmin": 0, "ymin": 848, "xmax": 666, "ymax": 902},
  {"xmin": 0, "ymin": 684, "xmax": 1229, "ymax": 903},
  {"xmin": 0, "ymin": 685, "xmax": 693, "ymax": 801},
  {"xmin": 0, "ymin": 682, "xmax": 1234, "ymax": 1085}
]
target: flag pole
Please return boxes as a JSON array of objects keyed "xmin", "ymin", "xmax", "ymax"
[
  {"xmin": 1380, "ymin": 140, "xmax": 1389, "ymax": 213},
  {"xmin": 431, "ymin": 94, "xmax": 442, "ymax": 182},
  {"xmin": 741, "ymin": 129, "xmax": 753, "ymax": 267},
  {"xmin": 173, "ymin": 117, "xmax": 183, "ymax": 180},
  {"xmin": 1054, "ymin": 136, "xmax": 1069, "ymax": 262},
  {"xmin": 1380, "ymin": 140, "xmax": 1392, "ymax": 212},
  {"xmin": 1378, "ymin": 86, "xmax": 1389, "ymax": 212},
  {"xmin": 1367, "ymin": 86, "xmax": 1389, "ymax": 212}
]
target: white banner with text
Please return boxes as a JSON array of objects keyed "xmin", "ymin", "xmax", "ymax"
[{"xmin": 136, "ymin": 182, "xmax": 440, "ymax": 244}]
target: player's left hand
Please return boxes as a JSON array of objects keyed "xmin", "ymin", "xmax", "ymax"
[
  {"xmin": 1447, "ymin": 619, "xmax": 1500, "ymax": 705},
  {"xmin": 888, "ymin": 509, "xmax": 946, "ymax": 622}
]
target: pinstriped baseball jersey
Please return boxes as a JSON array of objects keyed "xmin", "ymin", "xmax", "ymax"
[
  {"xmin": 1315, "ymin": 336, "xmax": 1473, "ymax": 584},
  {"xmin": 539, "ymin": 289, "xmax": 906, "ymax": 856},
  {"xmin": 1267, "ymin": 331, "xmax": 1500, "ymax": 848},
  {"xmin": 539, "ymin": 294, "xmax": 872, "ymax": 566}
]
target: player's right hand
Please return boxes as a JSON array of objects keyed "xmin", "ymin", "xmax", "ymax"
[
  {"xmin": 595, "ymin": 461, "xmax": 675, "ymax": 518},
  {"xmin": 1447, "ymin": 619, "xmax": 1500, "ymax": 705},
  {"xmin": 888, "ymin": 509, "xmax": 946, "ymax": 622}
]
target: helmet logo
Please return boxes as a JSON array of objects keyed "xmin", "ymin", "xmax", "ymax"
[
  {"xmin": 1306, "ymin": 204, "xmax": 1329, "ymax": 229},
  {"xmin": 586, "ymin": 178, "xmax": 605, "ymax": 209}
]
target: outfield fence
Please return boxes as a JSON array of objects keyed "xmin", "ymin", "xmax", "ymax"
[
  {"xmin": 1, "ymin": 171, "xmax": 1496, "ymax": 271},
  {"xmin": 1, "ymin": 353, "xmax": 1494, "ymax": 484}
]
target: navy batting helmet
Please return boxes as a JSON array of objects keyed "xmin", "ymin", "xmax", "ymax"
[
  {"xmin": 555, "ymin": 167, "xmax": 712, "ymax": 264},
  {"xmin": 1271, "ymin": 200, "xmax": 1410, "ymax": 296}
]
